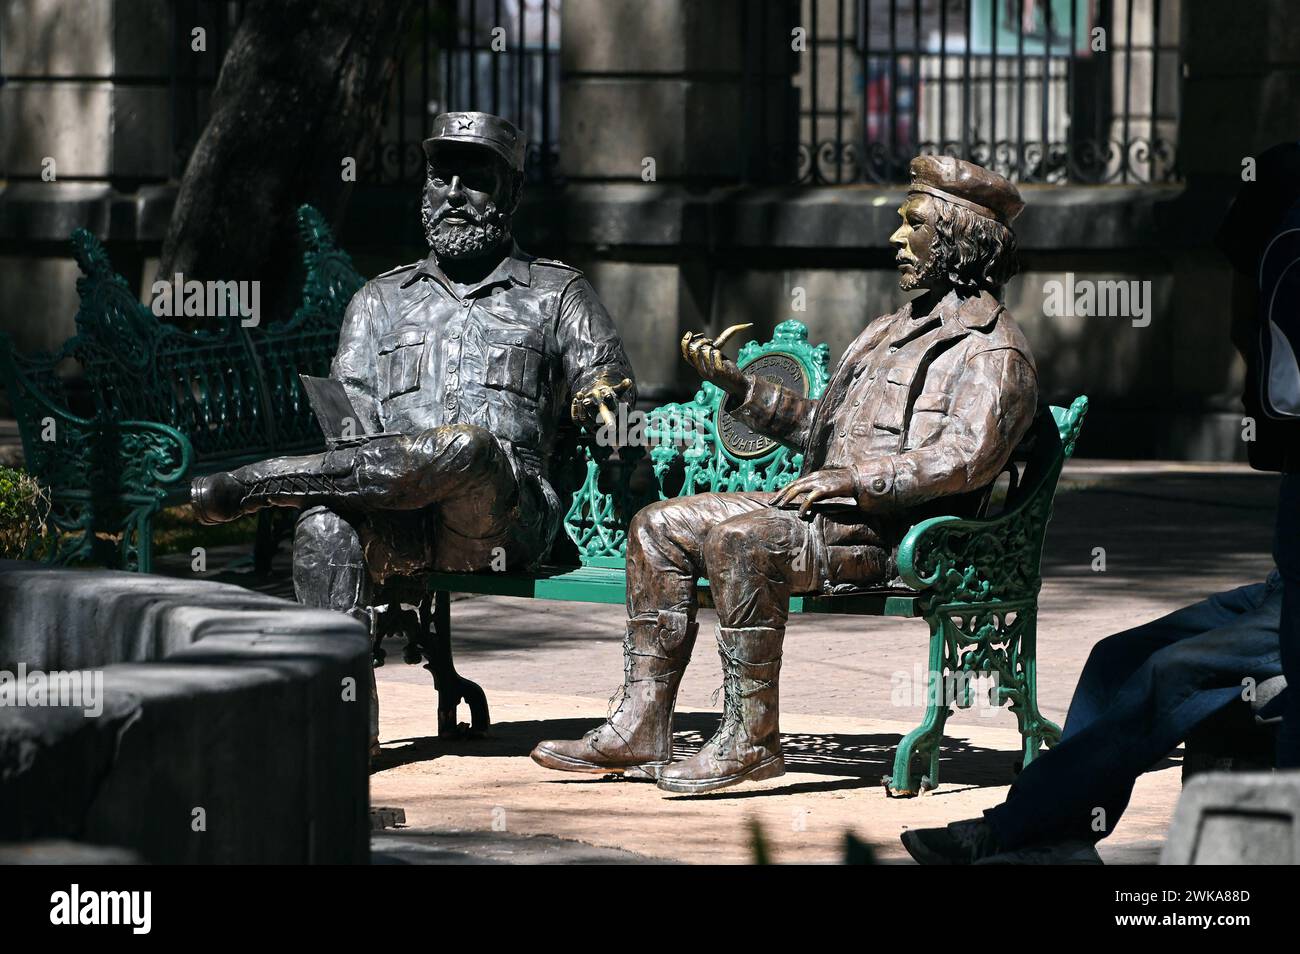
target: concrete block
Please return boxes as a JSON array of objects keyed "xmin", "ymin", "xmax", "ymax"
[
  {"xmin": 0, "ymin": 81, "xmax": 113, "ymax": 178},
  {"xmin": 0, "ymin": 840, "xmax": 142, "ymax": 863},
  {"xmin": 562, "ymin": 80, "xmax": 688, "ymax": 180},
  {"xmin": 581, "ymin": 259, "xmax": 708, "ymax": 397},
  {"xmin": 712, "ymin": 267, "xmax": 898, "ymax": 370},
  {"xmin": 0, "ymin": 561, "xmax": 371, "ymax": 864},
  {"xmin": 1162, "ymin": 771, "xmax": 1300, "ymax": 864},
  {"xmin": 0, "ymin": 253, "xmax": 81, "ymax": 354},
  {"xmin": 1183, "ymin": 0, "xmax": 1300, "ymax": 73},
  {"xmin": 1006, "ymin": 268, "xmax": 1175, "ymax": 404},
  {"xmin": 0, "ymin": 181, "xmax": 115, "ymax": 241},
  {"xmin": 0, "ymin": 0, "xmax": 114, "ymax": 77},
  {"xmin": 1179, "ymin": 72, "xmax": 1300, "ymax": 178},
  {"xmin": 561, "ymin": 0, "xmax": 742, "ymax": 74},
  {"xmin": 111, "ymin": 85, "xmax": 173, "ymax": 180},
  {"xmin": 561, "ymin": 79, "xmax": 743, "ymax": 180},
  {"xmin": 112, "ymin": 0, "xmax": 174, "ymax": 78}
]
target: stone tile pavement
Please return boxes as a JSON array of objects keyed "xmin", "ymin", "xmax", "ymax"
[{"xmin": 161, "ymin": 460, "xmax": 1281, "ymax": 863}]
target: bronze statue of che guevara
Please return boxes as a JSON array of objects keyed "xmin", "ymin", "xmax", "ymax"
[
  {"xmin": 191, "ymin": 112, "xmax": 636, "ymax": 748},
  {"xmin": 532, "ymin": 156, "xmax": 1039, "ymax": 794}
]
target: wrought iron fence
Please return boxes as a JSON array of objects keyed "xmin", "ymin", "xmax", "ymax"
[
  {"xmin": 366, "ymin": 0, "xmax": 561, "ymax": 186},
  {"xmin": 745, "ymin": 0, "xmax": 1182, "ymax": 186}
]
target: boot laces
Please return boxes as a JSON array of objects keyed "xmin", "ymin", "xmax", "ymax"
[
  {"xmin": 592, "ymin": 629, "xmax": 644, "ymax": 747},
  {"xmin": 243, "ymin": 473, "xmax": 341, "ymax": 504},
  {"xmin": 708, "ymin": 640, "xmax": 774, "ymax": 751},
  {"xmin": 594, "ymin": 630, "xmax": 677, "ymax": 749}
]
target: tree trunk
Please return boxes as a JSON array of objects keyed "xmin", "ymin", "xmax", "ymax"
[{"xmin": 159, "ymin": 0, "xmax": 422, "ymax": 317}]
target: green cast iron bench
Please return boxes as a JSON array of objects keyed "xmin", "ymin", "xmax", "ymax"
[
  {"xmin": 373, "ymin": 319, "xmax": 1089, "ymax": 797},
  {"xmin": 0, "ymin": 205, "xmax": 362, "ymax": 573}
]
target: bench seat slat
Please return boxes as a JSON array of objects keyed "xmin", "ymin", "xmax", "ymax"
[{"xmin": 424, "ymin": 567, "xmax": 922, "ymax": 617}]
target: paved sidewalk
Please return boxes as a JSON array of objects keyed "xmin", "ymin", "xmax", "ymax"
[{"xmin": 163, "ymin": 460, "xmax": 1281, "ymax": 863}]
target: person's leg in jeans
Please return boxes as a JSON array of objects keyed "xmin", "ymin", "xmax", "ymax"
[
  {"xmin": 985, "ymin": 577, "xmax": 1283, "ymax": 850},
  {"xmin": 1060, "ymin": 579, "xmax": 1279, "ymax": 741},
  {"xmin": 1273, "ymin": 474, "xmax": 1300, "ymax": 767}
]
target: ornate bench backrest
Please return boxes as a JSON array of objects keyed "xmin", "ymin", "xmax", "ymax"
[
  {"xmin": 894, "ymin": 395, "xmax": 1088, "ymax": 604},
  {"xmin": 64, "ymin": 230, "xmax": 272, "ymax": 461},
  {"xmin": 53, "ymin": 207, "xmax": 362, "ymax": 463},
  {"xmin": 562, "ymin": 319, "xmax": 830, "ymax": 566},
  {"xmin": 244, "ymin": 206, "xmax": 366, "ymax": 453}
]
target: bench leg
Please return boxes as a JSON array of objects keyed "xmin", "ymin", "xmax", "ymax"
[
  {"xmin": 886, "ymin": 613, "xmax": 951, "ymax": 797},
  {"xmin": 115, "ymin": 501, "xmax": 158, "ymax": 574},
  {"xmin": 1008, "ymin": 607, "xmax": 1062, "ymax": 771},
  {"xmin": 421, "ymin": 590, "xmax": 490, "ymax": 737},
  {"xmin": 253, "ymin": 509, "xmax": 295, "ymax": 575}
]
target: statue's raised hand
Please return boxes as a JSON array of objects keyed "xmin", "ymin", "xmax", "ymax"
[{"xmin": 680, "ymin": 323, "xmax": 752, "ymax": 397}]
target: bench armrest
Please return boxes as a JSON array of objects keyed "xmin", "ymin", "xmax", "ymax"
[
  {"xmin": 897, "ymin": 399, "xmax": 1087, "ymax": 605},
  {"xmin": 23, "ymin": 406, "xmax": 191, "ymax": 500},
  {"xmin": 896, "ymin": 510, "xmax": 1044, "ymax": 605},
  {"xmin": 106, "ymin": 419, "xmax": 194, "ymax": 494},
  {"xmin": 3, "ymin": 332, "xmax": 192, "ymax": 499}
]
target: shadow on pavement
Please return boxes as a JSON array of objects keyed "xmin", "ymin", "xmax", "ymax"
[{"xmin": 372, "ymin": 712, "xmax": 1029, "ymax": 796}]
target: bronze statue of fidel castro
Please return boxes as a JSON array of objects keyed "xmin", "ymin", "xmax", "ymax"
[
  {"xmin": 189, "ymin": 112, "xmax": 636, "ymax": 750},
  {"xmin": 533, "ymin": 155, "xmax": 1039, "ymax": 793}
]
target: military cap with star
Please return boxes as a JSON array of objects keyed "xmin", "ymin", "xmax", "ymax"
[{"xmin": 423, "ymin": 111, "xmax": 527, "ymax": 174}]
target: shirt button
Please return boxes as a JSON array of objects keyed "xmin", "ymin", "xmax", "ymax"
[
  {"xmin": 450, "ymin": 331, "xmax": 460, "ymax": 340},
  {"xmin": 872, "ymin": 477, "xmax": 887, "ymax": 492},
  {"xmin": 462, "ymin": 299, "xmax": 472, "ymax": 308}
]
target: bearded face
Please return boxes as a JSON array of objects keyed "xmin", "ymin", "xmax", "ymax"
[
  {"xmin": 421, "ymin": 189, "xmax": 510, "ymax": 261},
  {"xmin": 890, "ymin": 193, "xmax": 943, "ymax": 292},
  {"xmin": 889, "ymin": 192, "xmax": 1019, "ymax": 294},
  {"xmin": 421, "ymin": 145, "xmax": 516, "ymax": 261}
]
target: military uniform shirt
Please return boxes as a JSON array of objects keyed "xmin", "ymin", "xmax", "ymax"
[{"xmin": 330, "ymin": 241, "xmax": 635, "ymax": 487}]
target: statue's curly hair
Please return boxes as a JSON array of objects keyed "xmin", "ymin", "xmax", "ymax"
[{"xmin": 928, "ymin": 198, "xmax": 1019, "ymax": 292}]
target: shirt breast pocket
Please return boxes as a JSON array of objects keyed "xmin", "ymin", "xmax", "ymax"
[
  {"xmin": 906, "ymin": 392, "xmax": 951, "ymax": 448},
  {"xmin": 378, "ymin": 328, "xmax": 426, "ymax": 400},
  {"xmin": 483, "ymin": 326, "xmax": 545, "ymax": 400}
]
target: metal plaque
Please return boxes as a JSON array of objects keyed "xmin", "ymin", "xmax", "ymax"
[{"xmin": 716, "ymin": 351, "xmax": 809, "ymax": 460}]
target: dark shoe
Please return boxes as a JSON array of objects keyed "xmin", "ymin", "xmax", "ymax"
[
  {"xmin": 531, "ymin": 611, "xmax": 697, "ymax": 774},
  {"xmin": 901, "ymin": 818, "xmax": 1002, "ymax": 865},
  {"xmin": 975, "ymin": 839, "xmax": 1103, "ymax": 865},
  {"xmin": 190, "ymin": 472, "xmax": 249, "ymax": 524},
  {"xmin": 190, "ymin": 450, "xmax": 362, "ymax": 524},
  {"xmin": 656, "ymin": 625, "xmax": 785, "ymax": 794}
]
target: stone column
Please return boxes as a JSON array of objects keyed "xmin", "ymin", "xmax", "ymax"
[
  {"xmin": 0, "ymin": 0, "xmax": 189, "ymax": 353},
  {"xmin": 1179, "ymin": 0, "xmax": 1300, "ymax": 185},
  {"xmin": 555, "ymin": 0, "xmax": 796, "ymax": 400},
  {"xmin": 1164, "ymin": 0, "xmax": 1300, "ymax": 458}
]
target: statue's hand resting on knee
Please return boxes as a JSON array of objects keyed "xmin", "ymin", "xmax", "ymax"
[{"xmin": 771, "ymin": 468, "xmax": 857, "ymax": 519}]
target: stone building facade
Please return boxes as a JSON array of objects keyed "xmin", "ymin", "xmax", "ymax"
[{"xmin": 1, "ymin": 0, "xmax": 1296, "ymax": 459}]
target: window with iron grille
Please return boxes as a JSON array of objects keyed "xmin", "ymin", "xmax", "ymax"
[
  {"xmin": 366, "ymin": 0, "xmax": 561, "ymax": 186},
  {"xmin": 745, "ymin": 0, "xmax": 1182, "ymax": 186}
]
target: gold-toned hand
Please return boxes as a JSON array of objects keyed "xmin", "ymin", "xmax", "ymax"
[
  {"xmin": 679, "ymin": 322, "xmax": 753, "ymax": 397},
  {"xmin": 571, "ymin": 376, "xmax": 634, "ymax": 430}
]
